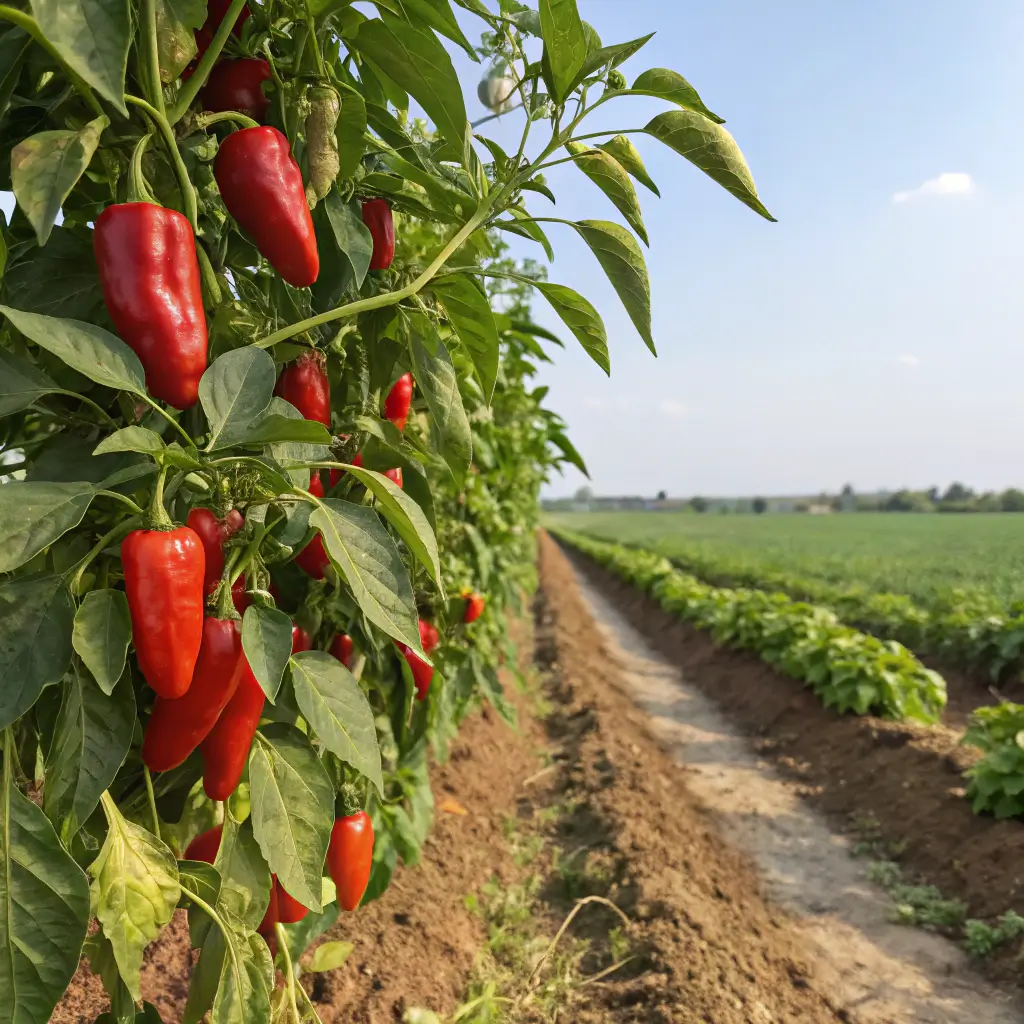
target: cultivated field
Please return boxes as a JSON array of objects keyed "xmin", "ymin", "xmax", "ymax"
[{"xmin": 545, "ymin": 511, "xmax": 1024, "ymax": 609}]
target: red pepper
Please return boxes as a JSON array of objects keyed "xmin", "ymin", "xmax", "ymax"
[
  {"xmin": 361, "ymin": 199, "xmax": 394, "ymax": 271},
  {"xmin": 327, "ymin": 811, "xmax": 374, "ymax": 911},
  {"xmin": 203, "ymin": 577, "xmax": 250, "ymax": 616},
  {"xmin": 200, "ymin": 660, "xmax": 265, "ymax": 800},
  {"xmin": 385, "ymin": 467, "xmax": 403, "ymax": 489},
  {"xmin": 398, "ymin": 643, "xmax": 432, "ymax": 701},
  {"xmin": 276, "ymin": 882, "xmax": 308, "ymax": 924},
  {"xmin": 185, "ymin": 825, "xmax": 279, "ymax": 937},
  {"xmin": 203, "ymin": 58, "xmax": 271, "ymax": 122},
  {"xmin": 420, "ymin": 619, "xmax": 440, "ymax": 653},
  {"xmin": 94, "ymin": 204, "xmax": 207, "ymax": 409},
  {"xmin": 463, "ymin": 592, "xmax": 485, "ymax": 624},
  {"xmin": 384, "ymin": 373, "xmax": 413, "ymax": 432},
  {"xmin": 215, "ymin": 127, "xmax": 319, "ymax": 288},
  {"xmin": 276, "ymin": 350, "xmax": 330, "ymax": 427},
  {"xmin": 186, "ymin": 508, "xmax": 244, "ymax": 591},
  {"xmin": 184, "ymin": 824, "xmax": 223, "ymax": 863},
  {"xmin": 142, "ymin": 615, "xmax": 245, "ymax": 772},
  {"xmin": 122, "ymin": 526, "xmax": 206, "ymax": 699},
  {"xmin": 291, "ymin": 624, "xmax": 313, "ymax": 653},
  {"xmin": 330, "ymin": 633, "xmax": 354, "ymax": 668},
  {"xmin": 295, "ymin": 472, "xmax": 330, "ymax": 579}
]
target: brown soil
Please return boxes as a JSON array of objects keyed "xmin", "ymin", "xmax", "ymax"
[
  {"xmin": 53, "ymin": 550, "xmax": 857, "ymax": 1024},
  {"xmin": 555, "ymin": 535, "xmax": 1024, "ymax": 984}
]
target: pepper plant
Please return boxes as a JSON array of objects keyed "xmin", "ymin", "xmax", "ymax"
[{"xmin": 0, "ymin": 1, "xmax": 771, "ymax": 1021}]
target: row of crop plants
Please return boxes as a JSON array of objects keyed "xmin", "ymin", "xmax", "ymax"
[
  {"xmin": 557, "ymin": 523, "xmax": 1024, "ymax": 686},
  {"xmin": 549, "ymin": 527, "xmax": 1024, "ymax": 822}
]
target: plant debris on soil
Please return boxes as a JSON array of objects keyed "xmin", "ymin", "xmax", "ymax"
[{"xmin": 554, "ymin": 534, "xmax": 1024, "ymax": 988}]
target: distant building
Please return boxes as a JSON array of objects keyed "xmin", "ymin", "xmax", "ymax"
[{"xmin": 807, "ymin": 503, "xmax": 832, "ymax": 515}]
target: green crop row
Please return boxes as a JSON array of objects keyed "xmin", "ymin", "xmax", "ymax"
[
  {"xmin": 557, "ymin": 521, "xmax": 1024, "ymax": 685},
  {"xmin": 551, "ymin": 528, "xmax": 948, "ymax": 725}
]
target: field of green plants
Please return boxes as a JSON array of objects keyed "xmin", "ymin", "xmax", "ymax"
[{"xmin": 545, "ymin": 511, "xmax": 1024, "ymax": 608}]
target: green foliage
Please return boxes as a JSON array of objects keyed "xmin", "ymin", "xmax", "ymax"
[
  {"xmin": 552, "ymin": 528, "xmax": 947, "ymax": 724},
  {"xmin": 547, "ymin": 510, "xmax": 1024, "ymax": 683},
  {"xmin": 962, "ymin": 704, "xmax": 1024, "ymax": 818},
  {"xmin": 0, "ymin": 0, "xmax": 772, "ymax": 1019}
]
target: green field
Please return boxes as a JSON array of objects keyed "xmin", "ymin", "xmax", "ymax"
[{"xmin": 544, "ymin": 512, "xmax": 1024, "ymax": 609}]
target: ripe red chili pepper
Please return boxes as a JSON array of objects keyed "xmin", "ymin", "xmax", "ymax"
[
  {"xmin": 187, "ymin": 507, "xmax": 244, "ymax": 591},
  {"xmin": 94, "ymin": 204, "xmax": 207, "ymax": 409},
  {"xmin": 420, "ymin": 619, "xmax": 440, "ymax": 653},
  {"xmin": 384, "ymin": 373, "xmax": 413, "ymax": 432},
  {"xmin": 330, "ymin": 633, "xmax": 353, "ymax": 668},
  {"xmin": 215, "ymin": 127, "xmax": 319, "ymax": 288},
  {"xmin": 203, "ymin": 58, "xmax": 272, "ymax": 122},
  {"xmin": 200, "ymin": 661, "xmax": 265, "ymax": 800},
  {"xmin": 142, "ymin": 615, "xmax": 245, "ymax": 772},
  {"xmin": 463, "ymin": 592, "xmax": 485, "ymax": 624},
  {"xmin": 385, "ymin": 467, "xmax": 403, "ymax": 489},
  {"xmin": 276, "ymin": 882, "xmax": 308, "ymax": 924},
  {"xmin": 202, "ymin": 577, "xmax": 250, "ymax": 616},
  {"xmin": 261, "ymin": 883, "xmax": 280, "ymax": 939},
  {"xmin": 327, "ymin": 811, "xmax": 374, "ymax": 911},
  {"xmin": 362, "ymin": 199, "xmax": 395, "ymax": 271},
  {"xmin": 295, "ymin": 471, "xmax": 330, "ymax": 578},
  {"xmin": 184, "ymin": 824, "xmax": 223, "ymax": 863},
  {"xmin": 185, "ymin": 825, "xmax": 279, "ymax": 936},
  {"xmin": 276, "ymin": 350, "xmax": 330, "ymax": 427},
  {"xmin": 291, "ymin": 624, "xmax": 313, "ymax": 653},
  {"xmin": 123, "ymin": 526, "xmax": 205, "ymax": 699}
]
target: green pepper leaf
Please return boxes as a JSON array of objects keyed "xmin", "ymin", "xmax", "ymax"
[
  {"xmin": 29, "ymin": 0, "xmax": 131, "ymax": 115},
  {"xmin": 309, "ymin": 499, "xmax": 424, "ymax": 654},
  {"xmin": 0, "ymin": 574, "xmax": 74, "ymax": 730},
  {"xmin": 290, "ymin": 650, "xmax": 384, "ymax": 794},
  {"xmin": 571, "ymin": 219, "xmax": 654, "ymax": 355},
  {"xmin": 343, "ymin": 464, "xmax": 443, "ymax": 592},
  {"xmin": 538, "ymin": 0, "xmax": 588, "ymax": 102},
  {"xmin": 0, "ymin": 480, "xmax": 97, "ymax": 574},
  {"xmin": 241, "ymin": 604, "xmax": 294, "ymax": 702},
  {"xmin": 535, "ymin": 282, "xmax": 609, "ymax": 374},
  {"xmin": 596, "ymin": 135, "xmax": 660, "ymax": 196},
  {"xmin": 93, "ymin": 426, "xmax": 167, "ymax": 457},
  {"xmin": 44, "ymin": 664, "xmax": 135, "ymax": 838},
  {"xmin": 153, "ymin": 0, "xmax": 205, "ymax": 83},
  {"xmin": 90, "ymin": 794, "xmax": 181, "ymax": 1001},
  {"xmin": 410, "ymin": 331, "xmax": 473, "ymax": 485},
  {"xmin": 72, "ymin": 589, "xmax": 133, "ymax": 694},
  {"xmin": 0, "ymin": 304, "xmax": 147, "ymax": 395},
  {"xmin": 431, "ymin": 274, "xmax": 500, "ymax": 402},
  {"xmin": 199, "ymin": 347, "xmax": 277, "ymax": 451},
  {"xmin": 11, "ymin": 116, "xmax": 109, "ymax": 246},
  {"xmin": 249, "ymin": 725, "xmax": 334, "ymax": 912},
  {"xmin": 566, "ymin": 142, "xmax": 648, "ymax": 244},
  {"xmin": 0, "ymin": 752, "xmax": 91, "ymax": 1024},
  {"xmin": 0, "ymin": 348, "xmax": 59, "ymax": 417},
  {"xmin": 354, "ymin": 18, "xmax": 467, "ymax": 150},
  {"xmin": 644, "ymin": 109, "xmax": 776, "ymax": 221},
  {"xmin": 628, "ymin": 68, "xmax": 724, "ymax": 123}
]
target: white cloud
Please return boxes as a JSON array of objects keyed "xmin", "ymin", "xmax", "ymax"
[
  {"xmin": 659, "ymin": 400, "xmax": 688, "ymax": 419},
  {"xmin": 583, "ymin": 396, "xmax": 633, "ymax": 412},
  {"xmin": 898, "ymin": 354, "xmax": 921, "ymax": 367},
  {"xmin": 892, "ymin": 172, "xmax": 975, "ymax": 204}
]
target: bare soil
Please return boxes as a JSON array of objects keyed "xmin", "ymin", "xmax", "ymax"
[{"xmin": 556, "ymin": 535, "xmax": 1024, "ymax": 986}]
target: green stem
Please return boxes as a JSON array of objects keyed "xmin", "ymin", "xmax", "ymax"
[
  {"xmin": 67, "ymin": 518, "xmax": 141, "ymax": 593},
  {"xmin": 167, "ymin": 0, "xmax": 249, "ymax": 124},
  {"xmin": 55, "ymin": 390, "xmax": 120, "ymax": 428},
  {"xmin": 143, "ymin": 766, "xmax": 161, "ymax": 839},
  {"xmin": 302, "ymin": 0, "xmax": 327, "ymax": 78},
  {"xmin": 127, "ymin": 133, "xmax": 157, "ymax": 204},
  {"xmin": 125, "ymin": 95, "xmax": 199, "ymax": 231},
  {"xmin": 147, "ymin": 465, "xmax": 174, "ymax": 530},
  {"xmin": 141, "ymin": 0, "xmax": 166, "ymax": 118},
  {"xmin": 189, "ymin": 891, "xmax": 246, "ymax": 983},
  {"xmin": 0, "ymin": 7, "xmax": 104, "ymax": 117},
  {"xmin": 276, "ymin": 924, "xmax": 300, "ymax": 999},
  {"xmin": 95, "ymin": 490, "xmax": 146, "ymax": 516},
  {"xmin": 567, "ymin": 127, "xmax": 645, "ymax": 144},
  {"xmin": 258, "ymin": 199, "xmax": 497, "ymax": 348},
  {"xmin": 194, "ymin": 110, "xmax": 260, "ymax": 131},
  {"xmin": 141, "ymin": 395, "xmax": 194, "ymax": 446}
]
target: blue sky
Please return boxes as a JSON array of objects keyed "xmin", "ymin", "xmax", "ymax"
[
  {"xmin": 448, "ymin": 0, "xmax": 1024, "ymax": 498},
  {"xmin": 4, "ymin": 2, "xmax": 1022, "ymax": 499}
]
